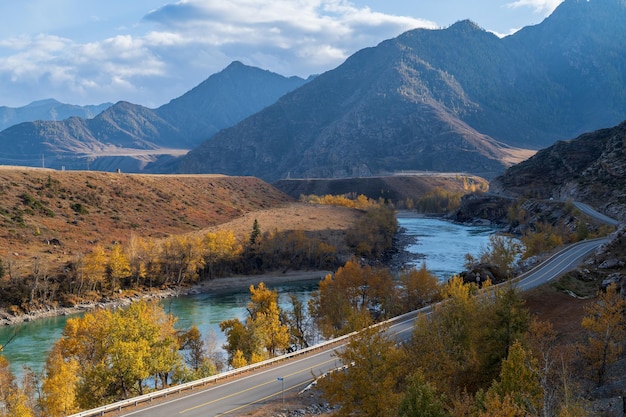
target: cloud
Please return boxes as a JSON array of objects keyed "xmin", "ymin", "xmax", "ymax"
[
  {"xmin": 0, "ymin": 0, "xmax": 436, "ymax": 106},
  {"xmin": 505, "ymin": 0, "xmax": 563, "ymax": 14}
]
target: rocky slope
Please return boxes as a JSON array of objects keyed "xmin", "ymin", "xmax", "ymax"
[
  {"xmin": 490, "ymin": 120, "xmax": 626, "ymax": 222},
  {"xmin": 176, "ymin": 0, "xmax": 626, "ymax": 181}
]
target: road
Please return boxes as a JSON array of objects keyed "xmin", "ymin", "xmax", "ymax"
[
  {"xmin": 117, "ymin": 236, "xmax": 607, "ymax": 417},
  {"xmin": 573, "ymin": 202, "xmax": 621, "ymax": 227}
]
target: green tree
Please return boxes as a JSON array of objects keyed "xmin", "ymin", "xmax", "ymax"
[
  {"xmin": 398, "ymin": 372, "xmax": 450, "ymax": 417},
  {"xmin": 479, "ymin": 341, "xmax": 543, "ymax": 416},
  {"xmin": 249, "ymin": 219, "xmax": 261, "ymax": 245}
]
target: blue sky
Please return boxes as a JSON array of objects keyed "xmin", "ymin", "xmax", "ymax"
[{"xmin": 0, "ymin": 0, "xmax": 563, "ymax": 108}]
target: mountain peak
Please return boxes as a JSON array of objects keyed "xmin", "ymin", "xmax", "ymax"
[
  {"xmin": 448, "ymin": 19, "xmax": 484, "ymax": 33},
  {"xmin": 27, "ymin": 98, "xmax": 62, "ymax": 107}
]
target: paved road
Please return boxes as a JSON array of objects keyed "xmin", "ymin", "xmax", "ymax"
[
  {"xmin": 117, "ymin": 236, "xmax": 607, "ymax": 417},
  {"xmin": 573, "ymin": 202, "xmax": 621, "ymax": 227}
]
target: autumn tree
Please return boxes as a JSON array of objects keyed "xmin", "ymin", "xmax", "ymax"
[
  {"xmin": 285, "ymin": 293, "xmax": 312, "ymax": 349},
  {"xmin": 408, "ymin": 276, "xmax": 484, "ymax": 395},
  {"xmin": 0, "ymin": 356, "xmax": 34, "ymax": 417},
  {"xmin": 107, "ymin": 242, "xmax": 131, "ymax": 293},
  {"xmin": 40, "ymin": 344, "xmax": 80, "ymax": 417},
  {"xmin": 178, "ymin": 325, "xmax": 217, "ymax": 380},
  {"xmin": 580, "ymin": 283, "xmax": 626, "ymax": 387},
  {"xmin": 318, "ymin": 325, "xmax": 405, "ymax": 417},
  {"xmin": 398, "ymin": 372, "xmax": 450, "ymax": 417},
  {"xmin": 479, "ymin": 234, "xmax": 523, "ymax": 279},
  {"xmin": 399, "ymin": 264, "xmax": 442, "ymax": 312},
  {"xmin": 220, "ymin": 282, "xmax": 290, "ymax": 367},
  {"xmin": 477, "ymin": 341, "xmax": 542, "ymax": 417},
  {"xmin": 203, "ymin": 230, "xmax": 241, "ymax": 279},
  {"xmin": 55, "ymin": 300, "xmax": 182, "ymax": 409},
  {"xmin": 309, "ymin": 260, "xmax": 396, "ymax": 338},
  {"xmin": 161, "ymin": 235, "xmax": 204, "ymax": 286},
  {"xmin": 247, "ymin": 282, "xmax": 290, "ymax": 356},
  {"xmin": 81, "ymin": 245, "xmax": 107, "ymax": 292}
]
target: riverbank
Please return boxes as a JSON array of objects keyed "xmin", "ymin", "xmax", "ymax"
[{"xmin": 0, "ymin": 270, "xmax": 331, "ymax": 326}]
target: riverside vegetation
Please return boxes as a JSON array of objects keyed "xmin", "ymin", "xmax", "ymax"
[{"xmin": 0, "ymin": 168, "xmax": 623, "ymax": 416}]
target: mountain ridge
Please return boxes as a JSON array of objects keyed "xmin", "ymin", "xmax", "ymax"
[
  {"xmin": 175, "ymin": 0, "xmax": 626, "ymax": 181},
  {"xmin": 0, "ymin": 63, "xmax": 308, "ymax": 171},
  {"xmin": 0, "ymin": 99, "xmax": 112, "ymax": 131}
]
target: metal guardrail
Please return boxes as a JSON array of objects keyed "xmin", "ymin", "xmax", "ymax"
[
  {"xmin": 67, "ymin": 306, "xmax": 423, "ymax": 417},
  {"xmin": 68, "ymin": 236, "xmax": 610, "ymax": 417}
]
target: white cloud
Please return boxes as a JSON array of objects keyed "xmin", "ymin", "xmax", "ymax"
[
  {"xmin": 0, "ymin": 0, "xmax": 436, "ymax": 106},
  {"xmin": 506, "ymin": 0, "xmax": 562, "ymax": 14}
]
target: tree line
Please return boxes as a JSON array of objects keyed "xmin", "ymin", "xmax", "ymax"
[
  {"xmin": 0, "ymin": 202, "xmax": 397, "ymax": 314},
  {"xmin": 315, "ymin": 275, "xmax": 626, "ymax": 417},
  {"xmin": 0, "ymin": 238, "xmax": 622, "ymax": 415}
]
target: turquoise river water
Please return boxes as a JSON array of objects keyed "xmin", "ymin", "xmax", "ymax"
[{"xmin": 0, "ymin": 215, "xmax": 494, "ymax": 378}]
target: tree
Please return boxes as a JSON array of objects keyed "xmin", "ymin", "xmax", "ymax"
[
  {"xmin": 285, "ymin": 293, "xmax": 311, "ymax": 349},
  {"xmin": 318, "ymin": 325, "xmax": 405, "ymax": 417},
  {"xmin": 247, "ymin": 282, "xmax": 290, "ymax": 356},
  {"xmin": 107, "ymin": 242, "xmax": 131, "ymax": 293},
  {"xmin": 309, "ymin": 260, "xmax": 396, "ymax": 338},
  {"xmin": 479, "ymin": 234, "xmax": 523, "ymax": 279},
  {"xmin": 55, "ymin": 300, "xmax": 182, "ymax": 408},
  {"xmin": 178, "ymin": 325, "xmax": 217, "ymax": 380},
  {"xmin": 480, "ymin": 283, "xmax": 529, "ymax": 380},
  {"xmin": 249, "ymin": 219, "xmax": 261, "ymax": 245},
  {"xmin": 40, "ymin": 345, "xmax": 80, "ymax": 417},
  {"xmin": 399, "ymin": 264, "xmax": 442, "ymax": 312},
  {"xmin": 0, "ymin": 356, "xmax": 34, "ymax": 417},
  {"xmin": 479, "ymin": 341, "xmax": 542, "ymax": 416},
  {"xmin": 220, "ymin": 283, "xmax": 289, "ymax": 367},
  {"xmin": 580, "ymin": 283, "xmax": 626, "ymax": 386},
  {"xmin": 398, "ymin": 372, "xmax": 450, "ymax": 417},
  {"xmin": 82, "ymin": 245, "xmax": 107, "ymax": 292}
]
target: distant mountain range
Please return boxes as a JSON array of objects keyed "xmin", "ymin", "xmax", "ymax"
[
  {"xmin": 177, "ymin": 0, "xmax": 626, "ymax": 181},
  {"xmin": 0, "ymin": 62, "xmax": 307, "ymax": 171},
  {"xmin": 1, "ymin": 0, "xmax": 625, "ymax": 180},
  {"xmin": 0, "ymin": 99, "xmax": 112, "ymax": 131}
]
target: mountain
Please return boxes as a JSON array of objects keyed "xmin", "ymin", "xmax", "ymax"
[
  {"xmin": 176, "ymin": 0, "xmax": 626, "ymax": 181},
  {"xmin": 0, "ymin": 99, "xmax": 112, "ymax": 131},
  {"xmin": 0, "ymin": 62, "xmax": 307, "ymax": 171},
  {"xmin": 490, "ymin": 120, "xmax": 626, "ymax": 221}
]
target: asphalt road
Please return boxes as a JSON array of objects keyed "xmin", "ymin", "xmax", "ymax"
[{"xmin": 117, "ymin": 235, "xmax": 607, "ymax": 417}]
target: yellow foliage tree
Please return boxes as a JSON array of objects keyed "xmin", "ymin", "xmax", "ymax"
[
  {"xmin": 107, "ymin": 242, "xmax": 131, "ymax": 293},
  {"xmin": 399, "ymin": 264, "xmax": 442, "ymax": 312},
  {"xmin": 40, "ymin": 345, "xmax": 80, "ymax": 417},
  {"xmin": 318, "ymin": 325, "xmax": 405, "ymax": 417},
  {"xmin": 55, "ymin": 300, "xmax": 181, "ymax": 409},
  {"xmin": 581, "ymin": 283, "xmax": 626, "ymax": 387}
]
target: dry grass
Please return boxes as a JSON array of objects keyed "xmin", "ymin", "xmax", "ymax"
[{"xmin": 0, "ymin": 168, "xmax": 360, "ymax": 275}]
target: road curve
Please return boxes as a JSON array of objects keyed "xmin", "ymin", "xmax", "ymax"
[{"xmin": 115, "ymin": 237, "xmax": 606, "ymax": 417}]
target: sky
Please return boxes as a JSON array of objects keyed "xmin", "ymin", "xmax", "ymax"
[{"xmin": 0, "ymin": 0, "xmax": 564, "ymax": 108}]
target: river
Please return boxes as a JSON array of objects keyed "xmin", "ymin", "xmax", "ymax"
[{"xmin": 0, "ymin": 215, "xmax": 494, "ymax": 378}]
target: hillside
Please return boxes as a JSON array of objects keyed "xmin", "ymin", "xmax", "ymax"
[
  {"xmin": 490, "ymin": 120, "xmax": 626, "ymax": 222},
  {"xmin": 176, "ymin": 0, "xmax": 626, "ymax": 181},
  {"xmin": 0, "ymin": 168, "xmax": 296, "ymax": 274},
  {"xmin": 274, "ymin": 173, "xmax": 489, "ymax": 203}
]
